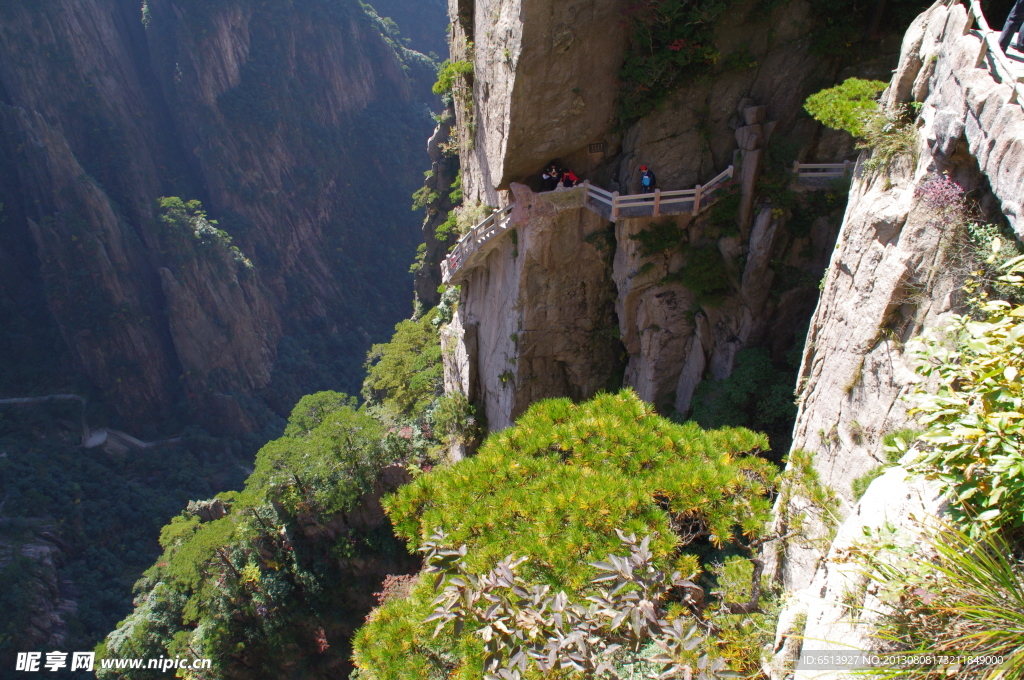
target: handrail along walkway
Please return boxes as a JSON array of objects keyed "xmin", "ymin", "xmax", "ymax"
[
  {"xmin": 442, "ymin": 166, "xmax": 735, "ymax": 283},
  {"xmin": 961, "ymin": 0, "xmax": 1024, "ymax": 106}
]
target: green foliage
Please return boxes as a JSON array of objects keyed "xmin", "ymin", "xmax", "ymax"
[
  {"xmin": 804, "ymin": 79, "xmax": 917, "ymax": 174},
  {"xmin": 433, "ymin": 285, "xmax": 460, "ymax": 327},
  {"xmin": 353, "ymin": 390, "xmax": 778, "ymax": 679},
  {"xmin": 859, "ymin": 104, "xmax": 918, "ymax": 174},
  {"xmin": 689, "ymin": 347, "xmax": 798, "ymax": 454},
  {"xmin": 433, "ymin": 60, "xmax": 474, "ymax": 95},
  {"xmin": 156, "ymin": 196, "xmax": 254, "ymax": 271},
  {"xmin": 617, "ymin": 0, "xmax": 731, "ymax": 123},
  {"xmin": 362, "ymin": 309, "xmax": 444, "ymax": 418},
  {"xmin": 429, "ymin": 392, "xmax": 481, "ymax": 449},
  {"xmin": 854, "ymin": 524, "xmax": 1024, "ymax": 678},
  {"xmin": 630, "ymin": 220, "xmax": 688, "ymax": 257},
  {"xmin": 803, "ymin": 78, "xmax": 887, "ymax": 138},
  {"xmin": 851, "ymin": 429, "xmax": 919, "ymax": 501},
  {"xmin": 705, "ymin": 182, "xmax": 741, "ymax": 238},
  {"xmin": 0, "ymin": 402, "xmax": 248, "ymax": 668},
  {"xmin": 906, "ymin": 256, "xmax": 1024, "ymax": 535},
  {"xmin": 661, "ymin": 245, "xmax": 733, "ymax": 307},
  {"xmin": 411, "ymin": 185, "xmax": 440, "ymax": 212},
  {"xmin": 100, "ymin": 393, "xmax": 402, "ymax": 679},
  {"xmin": 417, "ymin": 531, "xmax": 750, "ymax": 680},
  {"xmin": 961, "ymin": 220, "xmax": 1024, "ymax": 310},
  {"xmin": 720, "ymin": 47, "xmax": 757, "ymax": 72}
]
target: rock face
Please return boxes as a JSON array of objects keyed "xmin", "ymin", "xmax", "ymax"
[
  {"xmin": 451, "ymin": 0, "xmax": 632, "ymax": 206},
  {"xmin": 774, "ymin": 0, "xmax": 1023, "ymax": 594},
  {"xmin": 445, "ymin": 184, "xmax": 623, "ymax": 430},
  {"xmin": 453, "ymin": 0, "xmax": 906, "ymax": 208},
  {"xmin": 0, "ymin": 529, "xmax": 77, "ymax": 660},
  {"xmin": 441, "ymin": 0, "xmax": 917, "ymax": 434},
  {"xmin": 766, "ymin": 3, "xmax": 1024, "ymax": 673},
  {"xmin": 444, "ymin": 177, "xmax": 842, "ymax": 433},
  {"xmin": 770, "ymin": 465, "xmax": 946, "ymax": 680},
  {"xmin": 0, "ymin": 0, "xmax": 438, "ymax": 430}
]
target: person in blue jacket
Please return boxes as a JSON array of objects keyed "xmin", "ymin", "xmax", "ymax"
[{"xmin": 639, "ymin": 165, "xmax": 656, "ymax": 194}]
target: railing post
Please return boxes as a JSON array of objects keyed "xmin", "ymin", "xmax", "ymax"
[
  {"xmin": 583, "ymin": 179, "xmax": 590, "ymax": 201},
  {"xmin": 792, "ymin": 160, "xmax": 800, "ymax": 176},
  {"xmin": 692, "ymin": 184, "xmax": 703, "ymax": 216},
  {"xmin": 976, "ymin": 39, "xmax": 988, "ymax": 67},
  {"xmin": 963, "ymin": 9, "xmax": 975, "ymax": 35},
  {"xmin": 843, "ymin": 160, "xmax": 852, "ymax": 176},
  {"xmin": 653, "ymin": 188, "xmax": 661, "ymax": 217},
  {"xmin": 612, "ymin": 191, "xmax": 620, "ymax": 219}
]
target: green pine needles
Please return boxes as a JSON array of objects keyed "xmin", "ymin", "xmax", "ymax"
[{"xmin": 352, "ymin": 390, "xmax": 780, "ymax": 679}]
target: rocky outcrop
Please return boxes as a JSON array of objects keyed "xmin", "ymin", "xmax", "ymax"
[
  {"xmin": 774, "ymin": 0, "xmax": 1022, "ymax": 593},
  {"xmin": 767, "ymin": 2, "xmax": 1024, "ymax": 672},
  {"xmin": 444, "ymin": 172, "xmax": 842, "ymax": 432},
  {"xmin": 0, "ymin": 528, "xmax": 77, "ymax": 655},
  {"xmin": 445, "ymin": 184, "xmax": 623, "ymax": 430},
  {"xmin": 442, "ymin": 0, "xmax": 917, "ymax": 434},
  {"xmin": 452, "ymin": 0, "xmax": 632, "ymax": 206},
  {"xmin": 770, "ymin": 465, "xmax": 946, "ymax": 680},
  {"xmin": 454, "ymin": 0, "xmax": 907, "ymax": 208}
]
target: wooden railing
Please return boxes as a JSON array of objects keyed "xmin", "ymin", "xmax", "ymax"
[
  {"xmin": 441, "ymin": 205, "xmax": 514, "ymax": 284},
  {"xmin": 441, "ymin": 166, "xmax": 734, "ymax": 283},
  {"xmin": 585, "ymin": 165, "xmax": 734, "ymax": 219},
  {"xmin": 961, "ymin": 0, "xmax": 1024, "ymax": 106},
  {"xmin": 792, "ymin": 161, "xmax": 853, "ymax": 180}
]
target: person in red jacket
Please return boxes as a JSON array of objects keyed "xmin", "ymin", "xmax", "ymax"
[{"xmin": 561, "ymin": 169, "xmax": 578, "ymax": 188}]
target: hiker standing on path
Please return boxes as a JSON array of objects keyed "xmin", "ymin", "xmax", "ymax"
[
  {"xmin": 561, "ymin": 169, "xmax": 578, "ymax": 188},
  {"xmin": 542, "ymin": 165, "xmax": 560, "ymax": 191},
  {"xmin": 1000, "ymin": 0, "xmax": 1024, "ymax": 53},
  {"xmin": 639, "ymin": 166, "xmax": 656, "ymax": 194}
]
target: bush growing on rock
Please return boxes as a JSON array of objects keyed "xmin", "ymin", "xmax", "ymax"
[
  {"xmin": 803, "ymin": 78, "xmax": 887, "ymax": 138},
  {"xmin": 98, "ymin": 393, "xmax": 409, "ymax": 679},
  {"xmin": 352, "ymin": 390, "xmax": 784, "ymax": 679}
]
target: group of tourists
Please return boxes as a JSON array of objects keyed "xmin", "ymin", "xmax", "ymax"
[
  {"xmin": 541, "ymin": 164, "xmax": 579, "ymax": 191},
  {"xmin": 540, "ymin": 163, "xmax": 657, "ymax": 194}
]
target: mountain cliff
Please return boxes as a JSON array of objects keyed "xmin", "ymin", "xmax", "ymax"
[
  {"xmin": 439, "ymin": 0, "xmax": 924, "ymax": 445},
  {"xmin": 0, "ymin": 0, "xmax": 437, "ymax": 433}
]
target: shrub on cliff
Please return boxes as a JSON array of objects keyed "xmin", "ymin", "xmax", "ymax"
[
  {"xmin": 803, "ymin": 78, "xmax": 887, "ymax": 138},
  {"xmin": 362, "ymin": 309, "xmax": 444, "ymax": 418},
  {"xmin": 352, "ymin": 390, "xmax": 782, "ymax": 679},
  {"xmin": 98, "ymin": 392, "xmax": 405, "ymax": 679},
  {"xmin": 804, "ymin": 78, "xmax": 917, "ymax": 172}
]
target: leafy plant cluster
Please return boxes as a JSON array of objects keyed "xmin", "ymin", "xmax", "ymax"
[
  {"xmin": 688, "ymin": 347, "xmax": 800, "ymax": 458},
  {"xmin": 97, "ymin": 392, "xmax": 408, "ymax": 679},
  {"xmin": 804, "ymin": 78, "xmax": 917, "ymax": 174},
  {"xmin": 803, "ymin": 78, "xmax": 887, "ymax": 138},
  {"xmin": 433, "ymin": 60, "xmax": 474, "ymax": 96},
  {"xmin": 361, "ymin": 306, "xmax": 481, "ymax": 465},
  {"xmin": 617, "ymin": 0, "xmax": 732, "ymax": 123},
  {"xmin": 418, "ymin": 530, "xmax": 750, "ymax": 680},
  {"xmin": 352, "ymin": 390, "xmax": 786, "ymax": 679},
  {"xmin": 905, "ymin": 255, "xmax": 1024, "ymax": 536},
  {"xmin": 850, "ymin": 524, "xmax": 1024, "ymax": 679},
  {"xmin": 850, "ymin": 429, "xmax": 919, "ymax": 501},
  {"xmin": 628, "ymin": 220, "xmax": 736, "ymax": 307}
]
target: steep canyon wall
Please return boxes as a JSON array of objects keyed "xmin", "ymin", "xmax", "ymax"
[
  {"xmin": 0, "ymin": 0, "xmax": 438, "ymax": 433},
  {"xmin": 443, "ymin": 0, "xmax": 913, "ymax": 438}
]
